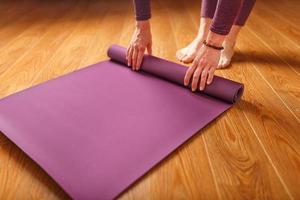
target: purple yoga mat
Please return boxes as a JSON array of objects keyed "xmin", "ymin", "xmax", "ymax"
[{"xmin": 0, "ymin": 45, "xmax": 243, "ymax": 199}]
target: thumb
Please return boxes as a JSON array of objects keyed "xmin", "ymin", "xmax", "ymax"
[{"xmin": 147, "ymin": 43, "xmax": 152, "ymax": 55}]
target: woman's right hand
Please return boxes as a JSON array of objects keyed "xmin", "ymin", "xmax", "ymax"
[{"xmin": 126, "ymin": 20, "xmax": 152, "ymax": 71}]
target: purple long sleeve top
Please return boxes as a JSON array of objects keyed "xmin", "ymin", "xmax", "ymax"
[{"xmin": 133, "ymin": 0, "xmax": 255, "ymax": 35}]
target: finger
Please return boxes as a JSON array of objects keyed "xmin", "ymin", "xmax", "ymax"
[
  {"xmin": 199, "ymin": 66, "xmax": 209, "ymax": 91},
  {"xmin": 132, "ymin": 48, "xmax": 138, "ymax": 70},
  {"xmin": 127, "ymin": 46, "xmax": 133, "ymax": 67},
  {"xmin": 191, "ymin": 67, "xmax": 202, "ymax": 92},
  {"xmin": 207, "ymin": 67, "xmax": 216, "ymax": 85},
  {"xmin": 184, "ymin": 65, "xmax": 196, "ymax": 87},
  {"xmin": 136, "ymin": 49, "xmax": 145, "ymax": 70},
  {"xmin": 184, "ymin": 56, "xmax": 199, "ymax": 86},
  {"xmin": 147, "ymin": 43, "xmax": 152, "ymax": 55},
  {"xmin": 126, "ymin": 46, "xmax": 130, "ymax": 60}
]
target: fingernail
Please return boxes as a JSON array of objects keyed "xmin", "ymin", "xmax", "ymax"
[
  {"xmin": 192, "ymin": 87, "xmax": 196, "ymax": 92},
  {"xmin": 200, "ymin": 86, "xmax": 204, "ymax": 91},
  {"xmin": 184, "ymin": 81, "xmax": 188, "ymax": 86}
]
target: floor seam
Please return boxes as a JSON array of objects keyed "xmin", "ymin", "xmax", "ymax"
[
  {"xmin": 220, "ymin": 70, "xmax": 294, "ymax": 199},
  {"xmin": 242, "ymin": 111, "xmax": 294, "ymax": 200},
  {"xmin": 0, "ymin": 3, "xmax": 75, "ymax": 80},
  {"xmin": 251, "ymin": 61, "xmax": 300, "ymax": 122},
  {"xmin": 258, "ymin": 2, "xmax": 300, "ymax": 37},
  {"xmin": 246, "ymin": 26, "xmax": 300, "ymax": 76},
  {"xmin": 28, "ymin": 1, "xmax": 91, "ymax": 86},
  {"xmin": 252, "ymin": 12, "xmax": 300, "ymax": 49},
  {"xmin": 202, "ymin": 135, "xmax": 222, "ymax": 200}
]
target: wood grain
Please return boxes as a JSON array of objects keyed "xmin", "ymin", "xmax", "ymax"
[
  {"xmin": 169, "ymin": 0, "xmax": 292, "ymax": 199},
  {"xmin": 0, "ymin": 0, "xmax": 299, "ymax": 199}
]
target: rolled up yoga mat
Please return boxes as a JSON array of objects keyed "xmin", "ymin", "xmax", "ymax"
[{"xmin": 0, "ymin": 44, "xmax": 243, "ymax": 199}]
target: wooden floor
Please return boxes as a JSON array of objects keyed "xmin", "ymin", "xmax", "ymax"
[{"xmin": 0, "ymin": 0, "xmax": 299, "ymax": 199}]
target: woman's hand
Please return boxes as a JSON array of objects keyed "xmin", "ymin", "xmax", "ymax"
[
  {"xmin": 127, "ymin": 20, "xmax": 152, "ymax": 71},
  {"xmin": 184, "ymin": 32, "xmax": 225, "ymax": 91}
]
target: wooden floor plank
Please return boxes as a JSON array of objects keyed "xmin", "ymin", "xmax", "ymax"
[
  {"xmin": 184, "ymin": 1, "xmax": 300, "ymax": 197},
  {"xmin": 246, "ymin": 13, "xmax": 300, "ymax": 75},
  {"xmin": 0, "ymin": 1, "xmax": 91, "ymax": 98},
  {"xmin": 252, "ymin": 2, "xmax": 300, "ymax": 48},
  {"xmin": 29, "ymin": 0, "xmax": 110, "ymax": 86},
  {"xmin": 0, "ymin": 1, "xmax": 74, "ymax": 79},
  {"xmin": 236, "ymin": 27, "xmax": 300, "ymax": 120},
  {"xmin": 230, "ymin": 39, "xmax": 300, "ymax": 198},
  {"xmin": 0, "ymin": 1, "xmax": 70, "ymax": 49},
  {"xmin": 173, "ymin": 0, "xmax": 293, "ymax": 199},
  {"xmin": 76, "ymin": 0, "xmax": 131, "ymax": 67},
  {"xmin": 260, "ymin": 0, "xmax": 300, "ymax": 27},
  {"xmin": 221, "ymin": 50, "xmax": 300, "ymax": 198},
  {"xmin": 0, "ymin": 0, "xmax": 40, "ymax": 24}
]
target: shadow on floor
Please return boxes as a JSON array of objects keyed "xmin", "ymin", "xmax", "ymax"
[{"xmin": 233, "ymin": 50, "xmax": 300, "ymax": 71}]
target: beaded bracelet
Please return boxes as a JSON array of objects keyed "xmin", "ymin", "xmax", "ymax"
[{"xmin": 203, "ymin": 40, "xmax": 224, "ymax": 50}]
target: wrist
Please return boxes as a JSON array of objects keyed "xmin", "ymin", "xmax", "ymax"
[
  {"xmin": 203, "ymin": 40, "xmax": 224, "ymax": 51},
  {"xmin": 136, "ymin": 20, "xmax": 150, "ymax": 30},
  {"xmin": 206, "ymin": 31, "xmax": 225, "ymax": 47}
]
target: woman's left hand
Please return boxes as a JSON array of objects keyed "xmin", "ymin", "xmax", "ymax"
[{"xmin": 184, "ymin": 44, "xmax": 221, "ymax": 92}]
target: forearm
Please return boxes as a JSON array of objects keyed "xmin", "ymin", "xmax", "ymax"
[
  {"xmin": 133, "ymin": 0, "xmax": 151, "ymax": 21},
  {"xmin": 210, "ymin": 0, "xmax": 242, "ymax": 35}
]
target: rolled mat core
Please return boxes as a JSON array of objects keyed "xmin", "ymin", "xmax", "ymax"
[{"xmin": 108, "ymin": 44, "xmax": 244, "ymax": 103}]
